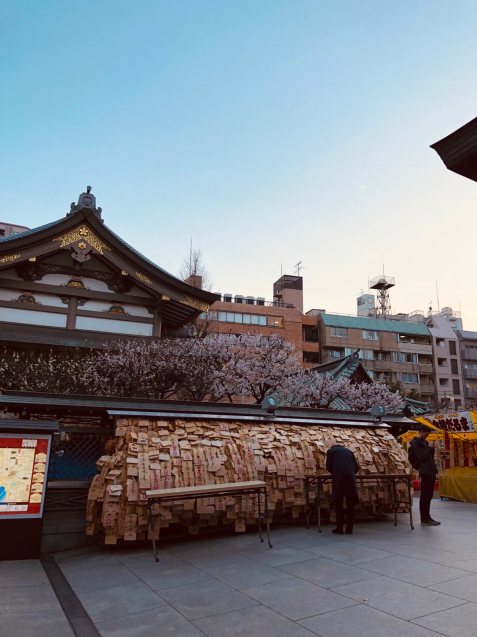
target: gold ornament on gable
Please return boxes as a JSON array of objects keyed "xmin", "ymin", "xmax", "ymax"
[
  {"xmin": 180, "ymin": 296, "xmax": 210, "ymax": 312},
  {"xmin": 0, "ymin": 254, "xmax": 21, "ymax": 264},
  {"xmin": 53, "ymin": 225, "xmax": 110, "ymax": 255}
]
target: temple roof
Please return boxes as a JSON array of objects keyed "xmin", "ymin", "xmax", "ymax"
[{"xmin": 0, "ymin": 189, "xmax": 218, "ymax": 329}]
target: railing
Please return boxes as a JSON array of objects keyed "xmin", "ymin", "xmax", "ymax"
[
  {"xmin": 463, "ymin": 369, "xmax": 477, "ymax": 380},
  {"xmin": 463, "ymin": 350, "xmax": 477, "ymax": 361},
  {"xmin": 216, "ymin": 297, "xmax": 295, "ymax": 309}
]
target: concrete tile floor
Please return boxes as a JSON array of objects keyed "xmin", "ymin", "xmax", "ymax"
[{"xmin": 4, "ymin": 498, "xmax": 477, "ymax": 637}]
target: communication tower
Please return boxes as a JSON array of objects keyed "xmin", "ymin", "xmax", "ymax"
[{"xmin": 369, "ymin": 274, "xmax": 395, "ymax": 319}]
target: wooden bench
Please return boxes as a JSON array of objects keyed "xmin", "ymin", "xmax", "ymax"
[{"xmin": 146, "ymin": 481, "xmax": 273, "ymax": 562}]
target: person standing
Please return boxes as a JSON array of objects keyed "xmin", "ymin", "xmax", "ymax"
[
  {"xmin": 326, "ymin": 443, "xmax": 359, "ymax": 535},
  {"xmin": 410, "ymin": 424, "xmax": 440, "ymax": 526}
]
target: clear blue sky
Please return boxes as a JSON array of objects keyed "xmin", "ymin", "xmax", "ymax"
[{"xmin": 2, "ymin": 1, "xmax": 477, "ymax": 324}]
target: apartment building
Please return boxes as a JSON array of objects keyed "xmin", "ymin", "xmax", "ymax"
[
  {"xmin": 425, "ymin": 313, "xmax": 464, "ymax": 408},
  {"xmin": 202, "ymin": 275, "xmax": 320, "ymax": 367},
  {"xmin": 456, "ymin": 330, "xmax": 477, "ymax": 404},
  {"xmin": 314, "ymin": 312, "xmax": 434, "ymax": 403}
]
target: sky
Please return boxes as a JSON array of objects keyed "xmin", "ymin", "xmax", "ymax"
[{"xmin": 1, "ymin": 1, "xmax": 476, "ymax": 325}]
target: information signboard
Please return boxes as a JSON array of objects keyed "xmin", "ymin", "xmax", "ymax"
[{"xmin": 0, "ymin": 433, "xmax": 51, "ymax": 519}]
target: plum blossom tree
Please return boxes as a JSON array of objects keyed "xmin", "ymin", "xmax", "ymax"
[
  {"xmin": 0, "ymin": 334, "xmax": 404, "ymax": 412},
  {"xmin": 346, "ymin": 380, "xmax": 404, "ymax": 412}
]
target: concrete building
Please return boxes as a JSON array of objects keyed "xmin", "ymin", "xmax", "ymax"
[
  {"xmin": 313, "ymin": 312, "xmax": 434, "ymax": 403},
  {"xmin": 456, "ymin": 330, "xmax": 477, "ymax": 405},
  {"xmin": 0, "ymin": 221, "xmax": 29, "ymax": 239},
  {"xmin": 425, "ymin": 313, "xmax": 464, "ymax": 409}
]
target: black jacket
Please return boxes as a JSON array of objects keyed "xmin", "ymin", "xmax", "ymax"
[
  {"xmin": 326, "ymin": 445, "xmax": 359, "ymax": 503},
  {"xmin": 410, "ymin": 436, "xmax": 437, "ymax": 476}
]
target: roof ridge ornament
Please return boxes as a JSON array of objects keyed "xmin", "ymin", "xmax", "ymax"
[{"xmin": 68, "ymin": 186, "xmax": 103, "ymax": 222}]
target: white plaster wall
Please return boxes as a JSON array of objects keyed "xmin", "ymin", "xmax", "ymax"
[
  {"xmin": 0, "ymin": 307, "xmax": 67, "ymax": 327},
  {"xmin": 76, "ymin": 316, "xmax": 152, "ymax": 336},
  {"xmin": 81, "ymin": 300, "xmax": 151, "ymax": 317},
  {"xmin": 0, "ymin": 289, "xmax": 65, "ymax": 307}
]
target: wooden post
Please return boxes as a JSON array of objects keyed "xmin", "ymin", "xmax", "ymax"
[
  {"xmin": 66, "ymin": 297, "xmax": 78, "ymax": 330},
  {"xmin": 152, "ymin": 306, "xmax": 162, "ymax": 337}
]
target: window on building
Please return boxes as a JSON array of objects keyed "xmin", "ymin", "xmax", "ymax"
[
  {"xmin": 210, "ymin": 312, "xmax": 276, "ymax": 326},
  {"xmin": 359, "ymin": 349, "xmax": 374, "ymax": 360},
  {"xmin": 449, "ymin": 341, "xmax": 457, "ymax": 355},
  {"xmin": 303, "ymin": 352, "xmax": 320, "ymax": 364},
  {"xmin": 363, "ymin": 330, "xmax": 378, "ymax": 341},
  {"xmin": 376, "ymin": 351, "xmax": 391, "ymax": 361},
  {"xmin": 330, "ymin": 327, "xmax": 348, "ymax": 338},
  {"xmin": 267, "ymin": 316, "xmax": 283, "ymax": 327},
  {"xmin": 402, "ymin": 373, "xmax": 419, "ymax": 383},
  {"xmin": 345, "ymin": 347, "xmax": 353, "ymax": 356},
  {"xmin": 376, "ymin": 372, "xmax": 392, "ymax": 382},
  {"xmin": 439, "ymin": 378, "xmax": 450, "ymax": 387},
  {"xmin": 451, "ymin": 359, "xmax": 459, "ymax": 374},
  {"xmin": 452, "ymin": 379, "xmax": 461, "ymax": 394},
  {"xmin": 392, "ymin": 352, "xmax": 417, "ymax": 363},
  {"xmin": 436, "ymin": 338, "xmax": 445, "ymax": 348},
  {"xmin": 437, "ymin": 358, "xmax": 447, "ymax": 367}
]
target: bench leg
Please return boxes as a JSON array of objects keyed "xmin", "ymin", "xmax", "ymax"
[
  {"xmin": 257, "ymin": 489, "xmax": 263, "ymax": 543},
  {"xmin": 264, "ymin": 489, "xmax": 273, "ymax": 548},
  {"xmin": 392, "ymin": 479, "xmax": 398, "ymax": 526},
  {"xmin": 408, "ymin": 478, "xmax": 414, "ymax": 530},
  {"xmin": 317, "ymin": 480, "xmax": 322, "ymax": 533},
  {"xmin": 148, "ymin": 502, "xmax": 159, "ymax": 562},
  {"xmin": 306, "ymin": 480, "xmax": 310, "ymax": 529}
]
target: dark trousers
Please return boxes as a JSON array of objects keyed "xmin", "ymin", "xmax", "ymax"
[
  {"xmin": 420, "ymin": 474, "xmax": 436, "ymax": 522},
  {"xmin": 335, "ymin": 497, "xmax": 356, "ymax": 532}
]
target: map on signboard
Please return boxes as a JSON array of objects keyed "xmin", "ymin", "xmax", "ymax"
[{"xmin": 0, "ymin": 448, "xmax": 35, "ymax": 503}]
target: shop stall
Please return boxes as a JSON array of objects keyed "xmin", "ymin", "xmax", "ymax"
[{"xmin": 403, "ymin": 411, "xmax": 477, "ymax": 503}]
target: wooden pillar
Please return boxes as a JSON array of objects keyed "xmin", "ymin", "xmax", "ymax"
[
  {"xmin": 66, "ymin": 297, "xmax": 78, "ymax": 330},
  {"xmin": 152, "ymin": 306, "xmax": 162, "ymax": 337}
]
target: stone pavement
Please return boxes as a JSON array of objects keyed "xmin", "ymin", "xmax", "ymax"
[{"xmin": 3, "ymin": 498, "xmax": 477, "ymax": 637}]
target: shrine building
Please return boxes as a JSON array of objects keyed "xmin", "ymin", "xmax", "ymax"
[{"xmin": 0, "ymin": 188, "xmax": 218, "ymax": 351}]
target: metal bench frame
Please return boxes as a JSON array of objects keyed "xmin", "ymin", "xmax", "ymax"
[{"xmin": 146, "ymin": 481, "xmax": 273, "ymax": 562}]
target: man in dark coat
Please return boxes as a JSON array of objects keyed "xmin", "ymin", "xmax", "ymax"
[
  {"xmin": 410, "ymin": 424, "xmax": 440, "ymax": 526},
  {"xmin": 326, "ymin": 444, "xmax": 359, "ymax": 535}
]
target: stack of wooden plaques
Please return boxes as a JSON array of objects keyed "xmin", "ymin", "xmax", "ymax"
[{"xmin": 86, "ymin": 418, "xmax": 412, "ymax": 544}]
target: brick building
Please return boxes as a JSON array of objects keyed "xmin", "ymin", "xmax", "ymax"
[{"xmin": 202, "ymin": 275, "xmax": 320, "ymax": 367}]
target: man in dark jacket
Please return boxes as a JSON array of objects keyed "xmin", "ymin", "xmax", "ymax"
[
  {"xmin": 410, "ymin": 424, "xmax": 440, "ymax": 526},
  {"xmin": 326, "ymin": 444, "xmax": 359, "ymax": 535}
]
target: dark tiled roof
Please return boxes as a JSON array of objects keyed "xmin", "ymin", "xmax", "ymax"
[{"xmin": 0, "ymin": 214, "xmax": 183, "ymax": 284}]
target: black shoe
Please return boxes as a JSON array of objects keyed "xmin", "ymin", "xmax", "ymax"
[
  {"xmin": 428, "ymin": 518, "xmax": 441, "ymax": 525},
  {"xmin": 345, "ymin": 528, "xmax": 353, "ymax": 534},
  {"xmin": 332, "ymin": 528, "xmax": 344, "ymax": 535}
]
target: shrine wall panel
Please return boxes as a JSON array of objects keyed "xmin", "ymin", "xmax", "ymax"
[
  {"xmin": 75, "ymin": 315, "xmax": 152, "ymax": 336},
  {"xmin": 0, "ymin": 307, "xmax": 67, "ymax": 328}
]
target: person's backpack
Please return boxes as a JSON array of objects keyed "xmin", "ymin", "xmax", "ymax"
[{"xmin": 408, "ymin": 439, "xmax": 420, "ymax": 471}]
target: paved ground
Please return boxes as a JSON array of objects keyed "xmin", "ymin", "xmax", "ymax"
[{"xmin": 3, "ymin": 498, "xmax": 477, "ymax": 637}]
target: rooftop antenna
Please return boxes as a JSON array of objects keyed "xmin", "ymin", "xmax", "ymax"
[
  {"xmin": 294, "ymin": 261, "xmax": 304, "ymax": 276},
  {"xmin": 370, "ymin": 270, "xmax": 395, "ymax": 319},
  {"xmin": 436, "ymin": 281, "xmax": 440, "ymax": 312}
]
